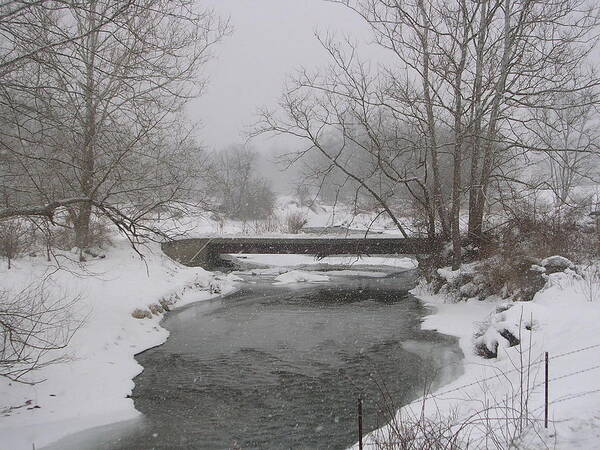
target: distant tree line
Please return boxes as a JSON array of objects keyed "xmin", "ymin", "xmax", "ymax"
[{"xmin": 207, "ymin": 145, "xmax": 276, "ymax": 221}]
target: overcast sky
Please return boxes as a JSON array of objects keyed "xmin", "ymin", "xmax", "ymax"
[{"xmin": 189, "ymin": 0, "xmax": 378, "ymax": 154}]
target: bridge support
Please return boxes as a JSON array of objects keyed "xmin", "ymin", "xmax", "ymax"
[
  {"xmin": 161, "ymin": 240, "xmax": 221, "ymax": 268},
  {"xmin": 189, "ymin": 244, "xmax": 220, "ymax": 268}
]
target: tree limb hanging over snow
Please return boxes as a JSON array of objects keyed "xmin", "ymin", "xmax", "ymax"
[{"xmin": 0, "ymin": 198, "xmax": 90, "ymax": 221}]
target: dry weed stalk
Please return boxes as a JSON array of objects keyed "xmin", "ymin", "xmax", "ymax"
[{"xmin": 366, "ymin": 318, "xmax": 552, "ymax": 449}]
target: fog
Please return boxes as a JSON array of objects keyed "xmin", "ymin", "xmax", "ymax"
[{"xmin": 189, "ymin": 0, "xmax": 382, "ymax": 163}]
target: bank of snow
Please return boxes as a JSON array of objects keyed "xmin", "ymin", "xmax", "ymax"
[
  {"xmin": 352, "ymin": 267, "xmax": 600, "ymax": 449},
  {"xmin": 0, "ymin": 240, "xmax": 238, "ymax": 450}
]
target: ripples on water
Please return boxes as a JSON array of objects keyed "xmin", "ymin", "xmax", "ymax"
[{"xmin": 46, "ymin": 272, "xmax": 462, "ymax": 450}]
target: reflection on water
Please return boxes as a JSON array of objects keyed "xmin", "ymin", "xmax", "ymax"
[{"xmin": 45, "ymin": 272, "xmax": 463, "ymax": 450}]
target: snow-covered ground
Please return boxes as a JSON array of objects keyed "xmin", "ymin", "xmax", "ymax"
[
  {"xmin": 2, "ymin": 198, "xmax": 598, "ymax": 450},
  {"xmin": 0, "ymin": 200, "xmax": 418, "ymax": 450},
  {"xmin": 352, "ymin": 268, "xmax": 600, "ymax": 449},
  {"xmin": 156, "ymin": 196, "xmax": 416, "ymax": 238},
  {"xmin": 0, "ymin": 240, "xmax": 239, "ymax": 450}
]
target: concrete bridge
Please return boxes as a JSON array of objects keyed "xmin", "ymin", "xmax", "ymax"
[{"xmin": 161, "ymin": 236, "xmax": 442, "ymax": 268}]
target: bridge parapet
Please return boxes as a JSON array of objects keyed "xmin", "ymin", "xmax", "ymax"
[{"xmin": 162, "ymin": 236, "xmax": 442, "ymax": 268}]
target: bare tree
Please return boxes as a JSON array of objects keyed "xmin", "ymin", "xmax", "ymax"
[
  {"xmin": 258, "ymin": 0, "xmax": 600, "ymax": 269},
  {"xmin": 527, "ymin": 91, "xmax": 600, "ymax": 205},
  {"xmin": 0, "ymin": 1, "xmax": 137, "ymax": 74},
  {"xmin": 0, "ymin": 1, "xmax": 229, "ymax": 255},
  {"xmin": 208, "ymin": 145, "xmax": 276, "ymax": 221}
]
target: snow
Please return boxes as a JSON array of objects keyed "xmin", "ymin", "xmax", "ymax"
[
  {"xmin": 273, "ymin": 270, "xmax": 330, "ymax": 284},
  {"xmin": 2, "ymin": 198, "xmax": 599, "ymax": 449},
  {"xmin": 351, "ymin": 268, "xmax": 600, "ymax": 449},
  {"xmin": 152, "ymin": 197, "xmax": 416, "ymax": 238},
  {"xmin": 541, "ymin": 255, "xmax": 575, "ymax": 270},
  {"xmin": 437, "ymin": 266, "xmax": 463, "ymax": 283},
  {"xmin": 234, "ymin": 253, "xmax": 418, "ymax": 269},
  {"xmin": 0, "ymin": 240, "xmax": 238, "ymax": 450}
]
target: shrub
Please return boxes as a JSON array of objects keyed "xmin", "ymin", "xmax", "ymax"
[
  {"xmin": 285, "ymin": 211, "xmax": 308, "ymax": 234},
  {"xmin": 250, "ymin": 214, "xmax": 281, "ymax": 234},
  {"xmin": 451, "ymin": 198, "xmax": 597, "ymax": 301},
  {"xmin": 476, "ymin": 255, "xmax": 547, "ymax": 302},
  {"xmin": 0, "ymin": 284, "xmax": 79, "ymax": 382},
  {"xmin": 86, "ymin": 216, "xmax": 113, "ymax": 249},
  {"xmin": 0, "ymin": 219, "xmax": 30, "ymax": 269},
  {"xmin": 491, "ymin": 199, "xmax": 593, "ymax": 261},
  {"xmin": 580, "ymin": 263, "xmax": 600, "ymax": 302}
]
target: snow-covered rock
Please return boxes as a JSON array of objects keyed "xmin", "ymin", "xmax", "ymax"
[
  {"xmin": 530, "ymin": 264, "xmax": 546, "ymax": 273},
  {"xmin": 437, "ymin": 267, "xmax": 461, "ymax": 284},
  {"xmin": 474, "ymin": 301, "xmax": 545, "ymax": 358},
  {"xmin": 540, "ymin": 255, "xmax": 574, "ymax": 273},
  {"xmin": 459, "ymin": 281, "xmax": 480, "ymax": 299}
]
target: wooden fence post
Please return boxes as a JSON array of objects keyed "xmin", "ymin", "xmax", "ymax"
[
  {"xmin": 545, "ymin": 352, "xmax": 549, "ymax": 429},
  {"xmin": 358, "ymin": 397, "xmax": 363, "ymax": 450}
]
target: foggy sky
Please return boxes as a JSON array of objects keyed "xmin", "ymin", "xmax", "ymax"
[{"xmin": 189, "ymin": 0, "xmax": 379, "ymax": 154}]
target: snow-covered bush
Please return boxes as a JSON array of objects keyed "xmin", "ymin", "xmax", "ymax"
[
  {"xmin": 428, "ymin": 254, "xmax": 582, "ymax": 304},
  {"xmin": 429, "ymin": 258, "xmax": 542, "ymax": 303},
  {"xmin": 476, "ymin": 255, "xmax": 548, "ymax": 302},
  {"xmin": 247, "ymin": 214, "xmax": 281, "ymax": 234},
  {"xmin": 84, "ymin": 217, "xmax": 113, "ymax": 250},
  {"xmin": 6, "ymin": 214, "xmax": 114, "ymax": 261}
]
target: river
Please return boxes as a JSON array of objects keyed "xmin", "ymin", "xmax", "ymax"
[{"xmin": 45, "ymin": 269, "xmax": 462, "ymax": 449}]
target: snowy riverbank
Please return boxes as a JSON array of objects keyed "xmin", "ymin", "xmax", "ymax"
[
  {"xmin": 3, "ymin": 240, "xmax": 599, "ymax": 450},
  {"xmin": 352, "ymin": 268, "xmax": 600, "ymax": 449},
  {"xmin": 0, "ymin": 242, "xmax": 418, "ymax": 450},
  {"xmin": 0, "ymin": 240, "xmax": 239, "ymax": 450}
]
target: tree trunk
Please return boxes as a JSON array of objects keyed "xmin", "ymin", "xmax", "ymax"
[
  {"xmin": 450, "ymin": 0, "xmax": 469, "ymax": 270},
  {"xmin": 418, "ymin": 0, "xmax": 451, "ymax": 240},
  {"xmin": 75, "ymin": 2, "xmax": 98, "ymax": 256},
  {"xmin": 74, "ymin": 202, "xmax": 91, "ymax": 251},
  {"xmin": 470, "ymin": 0, "xmax": 512, "ymax": 244},
  {"xmin": 467, "ymin": 0, "xmax": 489, "ymax": 242}
]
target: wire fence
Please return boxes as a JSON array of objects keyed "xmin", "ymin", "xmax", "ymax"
[
  {"xmin": 355, "ymin": 340, "xmax": 600, "ymax": 449},
  {"xmin": 404, "ymin": 341, "xmax": 600, "ymax": 407}
]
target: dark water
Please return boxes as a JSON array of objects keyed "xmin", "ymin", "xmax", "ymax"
[{"xmin": 45, "ymin": 271, "xmax": 462, "ymax": 450}]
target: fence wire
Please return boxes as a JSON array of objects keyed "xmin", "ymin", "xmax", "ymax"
[{"xmin": 402, "ymin": 341, "xmax": 600, "ymax": 407}]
